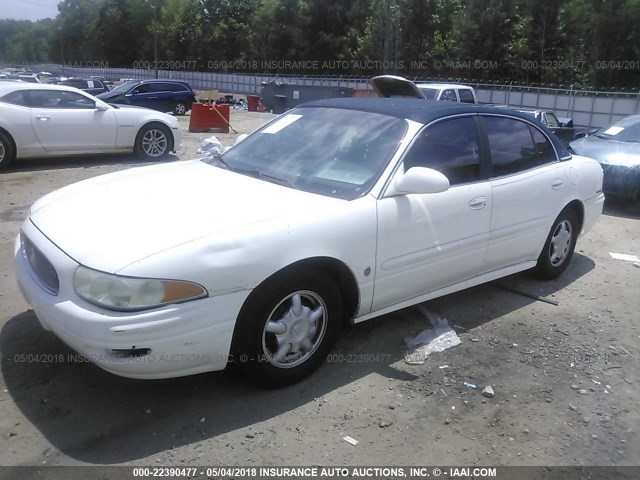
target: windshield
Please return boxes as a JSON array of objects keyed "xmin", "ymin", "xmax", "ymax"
[
  {"xmin": 417, "ymin": 87, "xmax": 438, "ymax": 100},
  {"xmin": 207, "ymin": 107, "xmax": 407, "ymax": 200},
  {"xmin": 108, "ymin": 80, "xmax": 138, "ymax": 94},
  {"xmin": 594, "ymin": 116, "xmax": 640, "ymax": 142}
]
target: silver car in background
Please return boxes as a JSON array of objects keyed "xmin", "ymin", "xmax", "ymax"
[{"xmin": 570, "ymin": 115, "xmax": 640, "ymax": 205}]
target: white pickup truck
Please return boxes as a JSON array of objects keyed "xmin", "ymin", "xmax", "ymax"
[{"xmin": 370, "ymin": 75, "xmax": 478, "ymax": 104}]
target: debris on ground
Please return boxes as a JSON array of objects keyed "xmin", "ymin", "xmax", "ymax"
[
  {"xmin": 343, "ymin": 435, "xmax": 359, "ymax": 446},
  {"xmin": 196, "ymin": 135, "xmax": 223, "ymax": 157},
  {"xmin": 482, "ymin": 386, "xmax": 495, "ymax": 398},
  {"xmin": 609, "ymin": 252, "xmax": 640, "ymax": 262},
  {"xmin": 404, "ymin": 307, "xmax": 461, "ymax": 365},
  {"xmin": 464, "ymin": 382, "xmax": 477, "ymax": 389}
]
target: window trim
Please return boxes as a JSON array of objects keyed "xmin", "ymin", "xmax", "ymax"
[
  {"xmin": 478, "ymin": 113, "xmax": 561, "ymax": 179},
  {"xmin": 379, "ymin": 113, "xmax": 490, "ymax": 198}
]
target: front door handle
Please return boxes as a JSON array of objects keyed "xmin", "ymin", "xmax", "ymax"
[
  {"xmin": 35, "ymin": 114, "xmax": 50, "ymax": 121},
  {"xmin": 551, "ymin": 179, "xmax": 564, "ymax": 189},
  {"xmin": 469, "ymin": 196, "xmax": 487, "ymax": 209}
]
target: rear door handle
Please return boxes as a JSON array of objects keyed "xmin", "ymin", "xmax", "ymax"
[
  {"xmin": 551, "ymin": 179, "xmax": 564, "ymax": 189},
  {"xmin": 469, "ymin": 196, "xmax": 487, "ymax": 209}
]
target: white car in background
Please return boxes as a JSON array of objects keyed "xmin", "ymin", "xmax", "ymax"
[
  {"xmin": 371, "ymin": 75, "xmax": 478, "ymax": 103},
  {"xmin": 0, "ymin": 83, "xmax": 181, "ymax": 170},
  {"xmin": 15, "ymin": 99, "xmax": 604, "ymax": 387}
]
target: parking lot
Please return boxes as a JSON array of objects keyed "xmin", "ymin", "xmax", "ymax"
[{"xmin": 0, "ymin": 110, "xmax": 638, "ymax": 468}]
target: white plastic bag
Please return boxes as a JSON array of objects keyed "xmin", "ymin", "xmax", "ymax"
[
  {"xmin": 196, "ymin": 135, "xmax": 223, "ymax": 157},
  {"xmin": 404, "ymin": 306, "xmax": 461, "ymax": 365}
]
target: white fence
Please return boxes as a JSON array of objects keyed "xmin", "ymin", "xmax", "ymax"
[{"xmin": 39, "ymin": 65, "xmax": 640, "ymax": 128}]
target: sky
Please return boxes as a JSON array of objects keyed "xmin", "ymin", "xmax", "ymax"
[{"xmin": 0, "ymin": 0, "xmax": 60, "ymax": 21}]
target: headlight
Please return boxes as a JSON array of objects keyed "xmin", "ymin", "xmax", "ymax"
[{"xmin": 73, "ymin": 266, "xmax": 207, "ymax": 311}]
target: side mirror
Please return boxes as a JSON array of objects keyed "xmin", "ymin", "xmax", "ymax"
[
  {"xmin": 233, "ymin": 133, "xmax": 248, "ymax": 146},
  {"xmin": 95, "ymin": 102, "xmax": 108, "ymax": 111},
  {"xmin": 389, "ymin": 167, "xmax": 450, "ymax": 196}
]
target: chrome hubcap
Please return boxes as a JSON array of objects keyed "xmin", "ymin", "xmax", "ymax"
[
  {"xmin": 142, "ymin": 129, "xmax": 167, "ymax": 157},
  {"xmin": 175, "ymin": 103, "xmax": 186, "ymax": 115},
  {"xmin": 549, "ymin": 220, "xmax": 573, "ymax": 266},
  {"xmin": 262, "ymin": 290, "xmax": 327, "ymax": 369}
]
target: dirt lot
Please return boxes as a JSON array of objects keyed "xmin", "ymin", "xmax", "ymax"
[{"xmin": 0, "ymin": 110, "xmax": 638, "ymax": 471}]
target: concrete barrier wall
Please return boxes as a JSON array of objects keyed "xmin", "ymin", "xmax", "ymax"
[{"xmin": 51, "ymin": 65, "xmax": 640, "ymax": 129}]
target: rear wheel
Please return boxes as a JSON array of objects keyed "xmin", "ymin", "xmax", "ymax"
[
  {"xmin": 232, "ymin": 270, "xmax": 343, "ymax": 388},
  {"xmin": 0, "ymin": 131, "xmax": 15, "ymax": 171},
  {"xmin": 173, "ymin": 102, "xmax": 187, "ymax": 116},
  {"xmin": 134, "ymin": 123, "xmax": 173, "ymax": 159},
  {"xmin": 533, "ymin": 208, "xmax": 579, "ymax": 279}
]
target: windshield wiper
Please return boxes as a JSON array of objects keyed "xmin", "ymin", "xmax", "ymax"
[
  {"xmin": 205, "ymin": 152, "xmax": 230, "ymax": 169},
  {"xmin": 204, "ymin": 155, "xmax": 296, "ymax": 188},
  {"xmin": 231, "ymin": 166, "xmax": 296, "ymax": 189}
]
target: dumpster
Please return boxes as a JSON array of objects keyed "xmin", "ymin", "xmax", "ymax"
[
  {"xmin": 260, "ymin": 83, "xmax": 354, "ymax": 112},
  {"xmin": 189, "ymin": 103, "xmax": 230, "ymax": 133},
  {"xmin": 247, "ymin": 95, "xmax": 260, "ymax": 112}
]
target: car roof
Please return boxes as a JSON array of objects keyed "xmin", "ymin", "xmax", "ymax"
[
  {"xmin": 517, "ymin": 108, "xmax": 551, "ymax": 114},
  {"xmin": 139, "ymin": 79, "xmax": 190, "ymax": 84},
  {"xmin": 299, "ymin": 98, "xmax": 533, "ymax": 124},
  {"xmin": 298, "ymin": 98, "xmax": 572, "ymax": 159},
  {"xmin": 416, "ymin": 83, "xmax": 473, "ymax": 89},
  {"xmin": 0, "ymin": 82, "xmax": 90, "ymax": 96}
]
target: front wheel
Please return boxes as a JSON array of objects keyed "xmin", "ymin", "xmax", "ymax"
[
  {"xmin": 232, "ymin": 270, "xmax": 343, "ymax": 388},
  {"xmin": 134, "ymin": 123, "xmax": 173, "ymax": 159},
  {"xmin": 533, "ymin": 208, "xmax": 579, "ymax": 279}
]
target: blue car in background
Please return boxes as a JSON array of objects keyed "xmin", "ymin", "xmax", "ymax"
[{"xmin": 97, "ymin": 79, "xmax": 196, "ymax": 115}]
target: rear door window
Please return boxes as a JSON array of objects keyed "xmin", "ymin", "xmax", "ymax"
[{"xmin": 483, "ymin": 116, "xmax": 555, "ymax": 176}]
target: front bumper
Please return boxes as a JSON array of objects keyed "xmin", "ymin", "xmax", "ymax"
[
  {"xmin": 601, "ymin": 164, "xmax": 640, "ymax": 199},
  {"xmin": 14, "ymin": 219, "xmax": 248, "ymax": 379},
  {"xmin": 580, "ymin": 192, "xmax": 605, "ymax": 237},
  {"xmin": 172, "ymin": 126, "xmax": 183, "ymax": 152}
]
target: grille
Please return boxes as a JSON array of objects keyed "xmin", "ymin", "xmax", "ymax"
[{"xmin": 21, "ymin": 232, "xmax": 59, "ymax": 295}]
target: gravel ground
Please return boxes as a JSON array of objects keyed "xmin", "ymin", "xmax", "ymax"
[{"xmin": 0, "ymin": 110, "xmax": 638, "ymax": 470}]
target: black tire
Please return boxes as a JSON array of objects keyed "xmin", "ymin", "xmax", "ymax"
[
  {"xmin": 0, "ymin": 131, "xmax": 15, "ymax": 171},
  {"xmin": 232, "ymin": 269, "xmax": 343, "ymax": 388},
  {"xmin": 173, "ymin": 102, "xmax": 188, "ymax": 116},
  {"xmin": 533, "ymin": 208, "xmax": 579, "ymax": 279},
  {"xmin": 134, "ymin": 123, "xmax": 173, "ymax": 159}
]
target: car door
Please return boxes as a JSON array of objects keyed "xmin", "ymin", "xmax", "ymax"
[
  {"xmin": 373, "ymin": 116, "xmax": 492, "ymax": 310},
  {"xmin": 481, "ymin": 115, "xmax": 568, "ymax": 270},
  {"xmin": 152, "ymin": 83, "xmax": 176, "ymax": 112},
  {"xmin": 126, "ymin": 83, "xmax": 157, "ymax": 109},
  {"xmin": 28, "ymin": 89, "xmax": 118, "ymax": 151}
]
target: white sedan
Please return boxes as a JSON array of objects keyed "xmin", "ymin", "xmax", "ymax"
[
  {"xmin": 14, "ymin": 99, "xmax": 604, "ymax": 387},
  {"xmin": 0, "ymin": 82, "xmax": 181, "ymax": 169}
]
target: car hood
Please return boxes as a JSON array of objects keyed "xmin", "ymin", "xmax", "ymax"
[
  {"xmin": 29, "ymin": 160, "xmax": 345, "ymax": 273},
  {"xmin": 96, "ymin": 90, "xmax": 123, "ymax": 100},
  {"xmin": 570, "ymin": 136, "xmax": 640, "ymax": 167}
]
